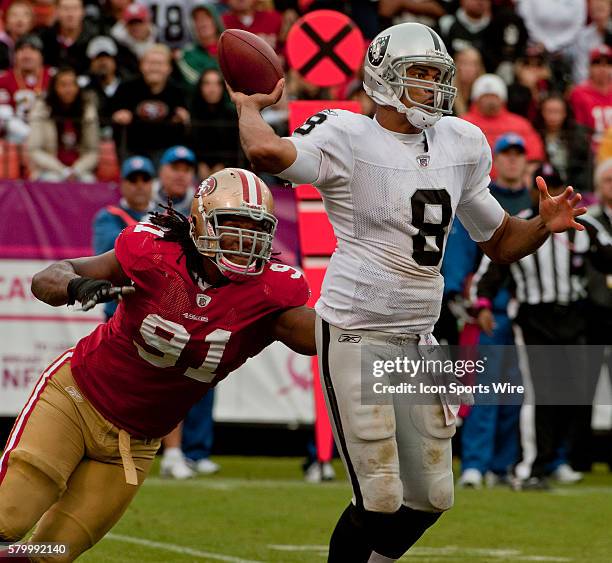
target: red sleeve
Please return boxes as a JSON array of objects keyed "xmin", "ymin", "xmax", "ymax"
[
  {"xmin": 114, "ymin": 223, "xmax": 165, "ymax": 285},
  {"xmin": 569, "ymin": 87, "xmax": 588, "ymax": 126},
  {"xmin": 284, "ymin": 273, "xmax": 310, "ymax": 308},
  {"xmin": 265, "ymin": 264, "xmax": 311, "ymax": 309}
]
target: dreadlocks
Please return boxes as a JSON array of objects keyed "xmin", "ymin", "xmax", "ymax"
[{"xmin": 149, "ymin": 202, "xmax": 210, "ymax": 283}]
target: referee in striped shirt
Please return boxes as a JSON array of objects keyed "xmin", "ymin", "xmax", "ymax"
[{"xmin": 474, "ymin": 163, "xmax": 612, "ymax": 488}]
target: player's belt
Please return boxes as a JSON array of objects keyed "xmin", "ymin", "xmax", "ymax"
[{"xmin": 118, "ymin": 430, "xmax": 138, "ymax": 485}]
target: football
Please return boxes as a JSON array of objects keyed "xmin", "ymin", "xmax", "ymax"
[{"xmin": 218, "ymin": 29, "xmax": 284, "ymax": 96}]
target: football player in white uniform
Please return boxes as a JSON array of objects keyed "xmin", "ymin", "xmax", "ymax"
[{"xmin": 229, "ymin": 22, "xmax": 586, "ymax": 563}]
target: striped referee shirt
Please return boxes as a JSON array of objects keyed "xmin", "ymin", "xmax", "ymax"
[{"xmin": 474, "ymin": 208, "xmax": 595, "ymax": 306}]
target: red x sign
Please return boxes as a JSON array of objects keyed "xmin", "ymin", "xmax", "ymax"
[{"xmin": 286, "ymin": 10, "xmax": 365, "ymax": 87}]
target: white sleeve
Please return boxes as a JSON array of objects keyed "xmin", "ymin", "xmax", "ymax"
[
  {"xmin": 277, "ymin": 110, "xmax": 353, "ymax": 190},
  {"xmin": 455, "ymin": 131, "xmax": 505, "ymax": 243},
  {"xmin": 456, "ymin": 186, "xmax": 506, "ymax": 243},
  {"xmin": 277, "ymin": 136, "xmax": 322, "ymax": 186}
]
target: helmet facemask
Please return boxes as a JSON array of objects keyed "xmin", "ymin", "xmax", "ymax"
[
  {"xmin": 389, "ymin": 58, "xmax": 456, "ymax": 117},
  {"xmin": 192, "ymin": 204, "xmax": 278, "ymax": 276}
]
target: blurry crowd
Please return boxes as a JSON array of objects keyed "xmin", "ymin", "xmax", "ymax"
[
  {"xmin": 0, "ymin": 0, "xmax": 610, "ymax": 485},
  {"xmin": 0, "ymin": 0, "xmax": 608, "ymax": 189}
]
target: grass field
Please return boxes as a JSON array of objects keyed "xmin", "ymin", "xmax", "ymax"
[{"xmin": 78, "ymin": 456, "xmax": 612, "ymax": 563}]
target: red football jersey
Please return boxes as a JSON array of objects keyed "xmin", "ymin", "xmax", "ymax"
[
  {"xmin": 71, "ymin": 223, "xmax": 309, "ymax": 438},
  {"xmin": 0, "ymin": 68, "xmax": 51, "ymax": 121},
  {"xmin": 569, "ymin": 81, "xmax": 612, "ymax": 151}
]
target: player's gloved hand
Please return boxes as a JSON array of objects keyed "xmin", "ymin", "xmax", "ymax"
[{"xmin": 67, "ymin": 277, "xmax": 135, "ymax": 311}]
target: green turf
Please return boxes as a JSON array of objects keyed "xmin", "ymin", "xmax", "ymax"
[{"xmin": 76, "ymin": 457, "xmax": 612, "ymax": 562}]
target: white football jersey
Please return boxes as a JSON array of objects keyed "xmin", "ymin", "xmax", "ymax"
[{"xmin": 279, "ymin": 110, "xmax": 505, "ymax": 333}]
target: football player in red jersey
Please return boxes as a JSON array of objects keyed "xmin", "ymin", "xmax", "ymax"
[{"xmin": 0, "ymin": 168, "xmax": 314, "ymax": 561}]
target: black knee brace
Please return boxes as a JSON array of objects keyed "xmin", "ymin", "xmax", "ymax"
[
  {"xmin": 328, "ymin": 503, "xmax": 442, "ymax": 562},
  {"xmin": 363, "ymin": 504, "xmax": 442, "ymax": 559},
  {"xmin": 328, "ymin": 503, "xmax": 372, "ymax": 563}
]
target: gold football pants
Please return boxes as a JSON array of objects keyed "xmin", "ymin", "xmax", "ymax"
[{"xmin": 0, "ymin": 351, "xmax": 160, "ymax": 562}]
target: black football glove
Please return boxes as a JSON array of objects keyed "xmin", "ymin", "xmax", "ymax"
[{"xmin": 67, "ymin": 277, "xmax": 135, "ymax": 311}]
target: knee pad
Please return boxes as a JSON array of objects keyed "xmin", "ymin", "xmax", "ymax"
[
  {"xmin": 408, "ymin": 404, "xmax": 455, "ymax": 511},
  {"xmin": 0, "ymin": 456, "xmax": 61, "ymax": 541},
  {"xmin": 363, "ymin": 505, "xmax": 441, "ymax": 560},
  {"xmin": 427, "ymin": 474, "xmax": 454, "ymax": 511},
  {"xmin": 349, "ymin": 404, "xmax": 403, "ymax": 513}
]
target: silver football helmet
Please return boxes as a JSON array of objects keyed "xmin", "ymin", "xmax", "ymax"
[{"xmin": 363, "ymin": 23, "xmax": 457, "ymax": 129}]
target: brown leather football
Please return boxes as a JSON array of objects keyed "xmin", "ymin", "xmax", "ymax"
[{"xmin": 218, "ymin": 29, "xmax": 284, "ymax": 96}]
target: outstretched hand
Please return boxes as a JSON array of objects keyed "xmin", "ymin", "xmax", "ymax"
[
  {"xmin": 537, "ymin": 176, "xmax": 587, "ymax": 233},
  {"xmin": 227, "ymin": 78, "xmax": 285, "ymax": 115},
  {"xmin": 67, "ymin": 277, "xmax": 135, "ymax": 311}
]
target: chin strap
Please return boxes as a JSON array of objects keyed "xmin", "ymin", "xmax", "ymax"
[{"xmin": 405, "ymin": 106, "xmax": 440, "ymax": 129}]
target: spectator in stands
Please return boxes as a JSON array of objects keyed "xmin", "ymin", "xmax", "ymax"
[
  {"xmin": 153, "ymin": 145, "xmax": 196, "ymax": 216},
  {"xmin": 438, "ymin": 0, "xmax": 527, "ymax": 73},
  {"xmin": 378, "ymin": 0, "xmax": 447, "ymax": 30},
  {"xmin": 459, "ymin": 134, "xmax": 531, "ymax": 489},
  {"xmin": 507, "ymin": 48, "xmax": 552, "ymax": 121},
  {"xmin": 462, "ymin": 73, "xmax": 545, "ymax": 168},
  {"xmin": 0, "ymin": 34, "xmax": 51, "ymax": 143},
  {"xmin": 111, "ymin": 2, "xmax": 157, "ymax": 62},
  {"xmin": 452, "ymin": 46, "xmax": 485, "ymax": 116},
  {"xmin": 517, "ymin": 0, "xmax": 585, "ymax": 92},
  {"xmin": 177, "ymin": 1, "xmax": 223, "ymax": 88},
  {"xmin": 570, "ymin": 0, "xmax": 612, "ymax": 85},
  {"xmin": 190, "ymin": 69, "xmax": 241, "ymax": 179},
  {"xmin": 38, "ymin": 0, "xmax": 95, "ymax": 75},
  {"xmin": 222, "ymin": 0, "xmax": 283, "ymax": 54},
  {"xmin": 0, "ymin": 0, "xmax": 35, "ymax": 70},
  {"xmin": 82, "ymin": 36, "xmax": 124, "ymax": 138},
  {"xmin": 92, "ymin": 155, "xmax": 155, "ymax": 318},
  {"xmin": 534, "ymin": 94, "xmax": 590, "ymax": 191},
  {"xmin": 111, "ymin": 43, "xmax": 189, "ymax": 163},
  {"xmin": 518, "ymin": 0, "xmax": 586, "ymax": 56},
  {"xmin": 95, "ymin": 0, "xmax": 132, "ymax": 35},
  {"xmin": 569, "ymin": 45, "xmax": 612, "ymax": 160},
  {"xmin": 27, "ymin": 66, "xmax": 99, "ymax": 181},
  {"xmin": 597, "ymin": 126, "xmax": 612, "ymax": 164}
]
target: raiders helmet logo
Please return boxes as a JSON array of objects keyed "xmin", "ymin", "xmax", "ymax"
[
  {"xmin": 197, "ymin": 176, "xmax": 217, "ymax": 197},
  {"xmin": 368, "ymin": 35, "xmax": 390, "ymax": 67}
]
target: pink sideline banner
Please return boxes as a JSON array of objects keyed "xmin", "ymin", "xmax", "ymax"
[{"xmin": 0, "ymin": 181, "xmax": 314, "ymax": 424}]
